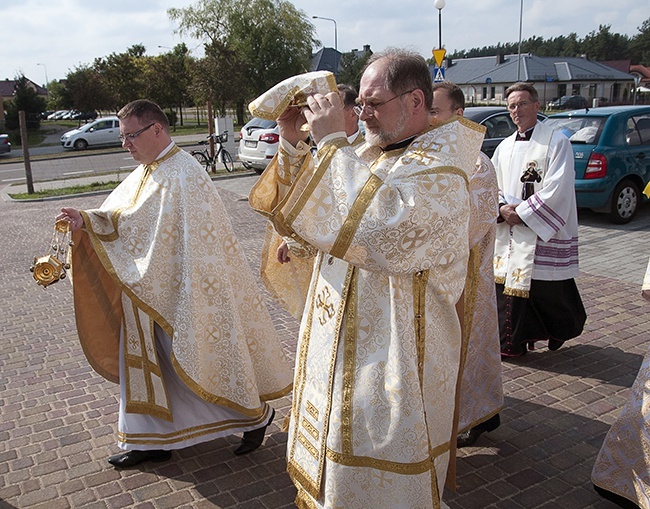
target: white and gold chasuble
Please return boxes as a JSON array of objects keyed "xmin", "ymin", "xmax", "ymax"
[
  {"xmin": 250, "ymin": 119, "xmax": 485, "ymax": 509},
  {"xmin": 591, "ymin": 258, "xmax": 650, "ymax": 509},
  {"xmin": 71, "ymin": 146, "xmax": 292, "ymax": 423}
]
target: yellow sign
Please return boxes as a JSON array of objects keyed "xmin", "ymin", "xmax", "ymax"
[{"xmin": 433, "ymin": 48, "xmax": 446, "ymax": 67}]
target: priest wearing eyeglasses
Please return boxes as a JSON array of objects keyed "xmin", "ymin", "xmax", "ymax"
[
  {"xmin": 492, "ymin": 82, "xmax": 586, "ymax": 358},
  {"xmin": 56, "ymin": 99, "xmax": 292, "ymax": 468},
  {"xmin": 249, "ymin": 50, "xmax": 484, "ymax": 509}
]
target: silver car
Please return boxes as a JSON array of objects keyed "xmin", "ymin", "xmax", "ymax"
[
  {"xmin": 60, "ymin": 116, "xmax": 121, "ymax": 151},
  {"xmin": 238, "ymin": 117, "xmax": 279, "ymax": 173},
  {"xmin": 0, "ymin": 134, "xmax": 11, "ymax": 154}
]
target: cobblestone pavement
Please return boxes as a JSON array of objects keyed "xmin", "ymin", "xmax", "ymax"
[{"xmin": 1, "ymin": 173, "xmax": 649, "ymax": 509}]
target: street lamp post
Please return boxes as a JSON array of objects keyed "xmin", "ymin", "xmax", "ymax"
[
  {"xmin": 433, "ymin": 0, "xmax": 445, "ymax": 50},
  {"xmin": 36, "ymin": 62, "xmax": 49, "ymax": 90},
  {"xmin": 517, "ymin": 0, "xmax": 524, "ymax": 81},
  {"xmin": 313, "ymin": 16, "xmax": 338, "ymax": 79}
]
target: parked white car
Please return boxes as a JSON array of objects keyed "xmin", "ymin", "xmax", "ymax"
[
  {"xmin": 60, "ymin": 116, "xmax": 121, "ymax": 150},
  {"xmin": 238, "ymin": 117, "xmax": 279, "ymax": 173}
]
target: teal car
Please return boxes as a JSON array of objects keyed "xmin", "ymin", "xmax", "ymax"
[{"xmin": 544, "ymin": 106, "xmax": 650, "ymax": 223}]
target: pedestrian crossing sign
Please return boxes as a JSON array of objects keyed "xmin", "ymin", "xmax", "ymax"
[{"xmin": 434, "ymin": 67, "xmax": 445, "ymax": 82}]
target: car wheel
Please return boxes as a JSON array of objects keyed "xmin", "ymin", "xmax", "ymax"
[
  {"xmin": 609, "ymin": 179, "xmax": 640, "ymax": 224},
  {"xmin": 242, "ymin": 162, "xmax": 252, "ymax": 170},
  {"xmin": 73, "ymin": 139, "xmax": 88, "ymax": 151}
]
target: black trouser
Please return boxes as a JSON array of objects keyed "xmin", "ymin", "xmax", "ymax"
[{"xmin": 496, "ymin": 279, "xmax": 586, "ymax": 354}]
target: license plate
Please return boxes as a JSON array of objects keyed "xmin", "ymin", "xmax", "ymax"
[{"xmin": 245, "ymin": 140, "xmax": 257, "ymax": 148}]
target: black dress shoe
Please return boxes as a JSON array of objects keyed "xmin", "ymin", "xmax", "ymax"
[
  {"xmin": 457, "ymin": 413, "xmax": 501, "ymax": 448},
  {"xmin": 108, "ymin": 449, "xmax": 172, "ymax": 468},
  {"xmin": 234, "ymin": 409, "xmax": 275, "ymax": 455},
  {"xmin": 548, "ymin": 339, "xmax": 564, "ymax": 351}
]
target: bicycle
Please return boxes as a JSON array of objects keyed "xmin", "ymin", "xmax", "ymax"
[{"xmin": 190, "ymin": 131, "xmax": 234, "ymax": 173}]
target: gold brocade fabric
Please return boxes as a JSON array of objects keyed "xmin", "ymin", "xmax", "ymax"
[
  {"xmin": 248, "ymin": 71, "xmax": 338, "ymax": 120},
  {"xmin": 456, "ymin": 152, "xmax": 503, "ymax": 433},
  {"xmin": 260, "ymin": 225, "xmax": 315, "ymax": 321},
  {"xmin": 591, "ymin": 257, "xmax": 650, "ymax": 508},
  {"xmin": 592, "ymin": 345, "xmax": 650, "ymax": 508},
  {"xmin": 71, "ymin": 147, "xmax": 292, "ymax": 420},
  {"xmin": 250, "ymin": 119, "xmax": 485, "ymax": 509}
]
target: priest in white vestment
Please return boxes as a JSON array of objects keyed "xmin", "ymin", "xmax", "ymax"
[
  {"xmin": 57, "ymin": 100, "xmax": 292, "ymax": 468},
  {"xmin": 249, "ymin": 52, "xmax": 484, "ymax": 509},
  {"xmin": 591, "ymin": 197, "xmax": 650, "ymax": 509},
  {"xmin": 492, "ymin": 82, "xmax": 586, "ymax": 358},
  {"xmin": 430, "ymin": 81, "xmax": 503, "ymax": 450}
]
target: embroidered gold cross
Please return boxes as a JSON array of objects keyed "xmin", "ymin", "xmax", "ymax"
[
  {"xmin": 316, "ymin": 286, "xmax": 336, "ymax": 325},
  {"xmin": 493, "ymin": 255, "xmax": 505, "ymax": 270},
  {"xmin": 511, "ymin": 268, "xmax": 525, "ymax": 283}
]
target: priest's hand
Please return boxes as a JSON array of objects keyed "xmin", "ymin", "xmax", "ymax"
[
  {"xmin": 499, "ymin": 204, "xmax": 523, "ymax": 226},
  {"xmin": 56, "ymin": 207, "xmax": 84, "ymax": 232},
  {"xmin": 277, "ymin": 241, "xmax": 291, "ymax": 264},
  {"xmin": 277, "ymin": 106, "xmax": 310, "ymax": 147},
  {"xmin": 303, "ymin": 92, "xmax": 346, "ymax": 145}
]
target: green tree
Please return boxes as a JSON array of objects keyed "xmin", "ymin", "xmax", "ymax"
[
  {"xmin": 629, "ymin": 18, "xmax": 650, "ymax": 66},
  {"xmin": 582, "ymin": 24, "xmax": 630, "ymax": 60},
  {"xmin": 4, "ymin": 75, "xmax": 47, "ymax": 131},
  {"xmin": 169, "ymin": 0, "xmax": 317, "ymax": 124},
  {"xmin": 65, "ymin": 65, "xmax": 112, "ymax": 113},
  {"xmin": 338, "ymin": 49, "xmax": 372, "ymax": 90},
  {"xmin": 144, "ymin": 44, "xmax": 193, "ymax": 126},
  {"xmin": 93, "ymin": 45, "xmax": 149, "ymax": 110},
  {"xmin": 45, "ymin": 79, "xmax": 72, "ymax": 110}
]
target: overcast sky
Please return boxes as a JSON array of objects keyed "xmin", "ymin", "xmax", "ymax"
[{"xmin": 2, "ymin": 0, "xmax": 646, "ymax": 85}]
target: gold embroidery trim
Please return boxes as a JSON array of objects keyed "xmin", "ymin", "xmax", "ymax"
[
  {"xmin": 325, "ymin": 448, "xmax": 435, "ymax": 475},
  {"xmin": 123, "ymin": 301, "xmax": 172, "ymax": 422},
  {"xmin": 306, "ymin": 400, "xmax": 319, "ymax": 421},
  {"xmin": 341, "ymin": 268, "xmax": 358, "ymax": 455},
  {"xmin": 85, "ymin": 145, "xmax": 182, "ymax": 242},
  {"xmin": 298, "ymin": 432, "xmax": 319, "ymax": 459},
  {"xmin": 413, "ymin": 270, "xmax": 429, "ymax": 390},
  {"xmin": 411, "ymin": 165, "xmax": 470, "ymax": 187},
  {"xmin": 284, "ymin": 137, "xmax": 349, "ymax": 229},
  {"xmin": 301, "ymin": 416, "xmax": 320, "ymax": 441},
  {"xmin": 330, "ymin": 174, "xmax": 384, "ymax": 260},
  {"xmin": 503, "ymin": 286, "xmax": 530, "ymax": 298},
  {"xmin": 117, "ymin": 405, "xmax": 271, "ymax": 445},
  {"xmin": 287, "ymin": 460, "xmax": 321, "ymax": 501}
]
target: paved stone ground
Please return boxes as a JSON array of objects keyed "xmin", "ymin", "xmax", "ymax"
[{"xmin": 1, "ymin": 173, "xmax": 648, "ymax": 508}]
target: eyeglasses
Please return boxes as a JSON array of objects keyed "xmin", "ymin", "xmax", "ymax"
[
  {"xmin": 507, "ymin": 101, "xmax": 532, "ymax": 111},
  {"xmin": 119, "ymin": 123, "xmax": 155, "ymax": 142},
  {"xmin": 353, "ymin": 90, "xmax": 415, "ymax": 117}
]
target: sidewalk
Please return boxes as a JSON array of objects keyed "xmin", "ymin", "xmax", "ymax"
[{"xmin": 1, "ymin": 171, "xmax": 648, "ymax": 508}]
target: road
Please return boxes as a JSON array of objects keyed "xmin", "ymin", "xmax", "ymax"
[{"xmin": 0, "ymin": 133, "xmax": 213, "ymax": 184}]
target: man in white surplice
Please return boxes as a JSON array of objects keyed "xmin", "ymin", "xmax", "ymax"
[
  {"xmin": 492, "ymin": 82, "xmax": 586, "ymax": 358},
  {"xmin": 57, "ymin": 100, "xmax": 292, "ymax": 468},
  {"xmin": 250, "ymin": 51, "xmax": 484, "ymax": 509}
]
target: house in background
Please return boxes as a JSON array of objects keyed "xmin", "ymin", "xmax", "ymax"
[
  {"xmin": 310, "ymin": 44, "xmax": 372, "ymax": 79},
  {"xmin": 0, "ymin": 78, "xmax": 48, "ymax": 101},
  {"xmin": 437, "ymin": 54, "xmax": 637, "ymax": 107},
  {"xmin": 311, "ymin": 47, "xmax": 341, "ymax": 76},
  {"xmin": 0, "ymin": 78, "xmax": 47, "ymax": 130}
]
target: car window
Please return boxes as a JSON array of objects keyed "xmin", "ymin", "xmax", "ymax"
[
  {"xmin": 626, "ymin": 116, "xmax": 650, "ymax": 146},
  {"xmin": 544, "ymin": 117, "xmax": 605, "ymax": 144},
  {"xmin": 94, "ymin": 121, "xmax": 112, "ymax": 130},
  {"xmin": 483, "ymin": 114, "xmax": 515, "ymax": 139},
  {"xmin": 244, "ymin": 118, "xmax": 277, "ymax": 130}
]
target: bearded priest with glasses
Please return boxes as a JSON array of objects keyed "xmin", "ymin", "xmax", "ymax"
[{"xmin": 249, "ymin": 50, "xmax": 484, "ymax": 509}]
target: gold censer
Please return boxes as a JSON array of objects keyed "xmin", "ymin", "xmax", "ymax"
[{"xmin": 30, "ymin": 219, "xmax": 73, "ymax": 288}]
